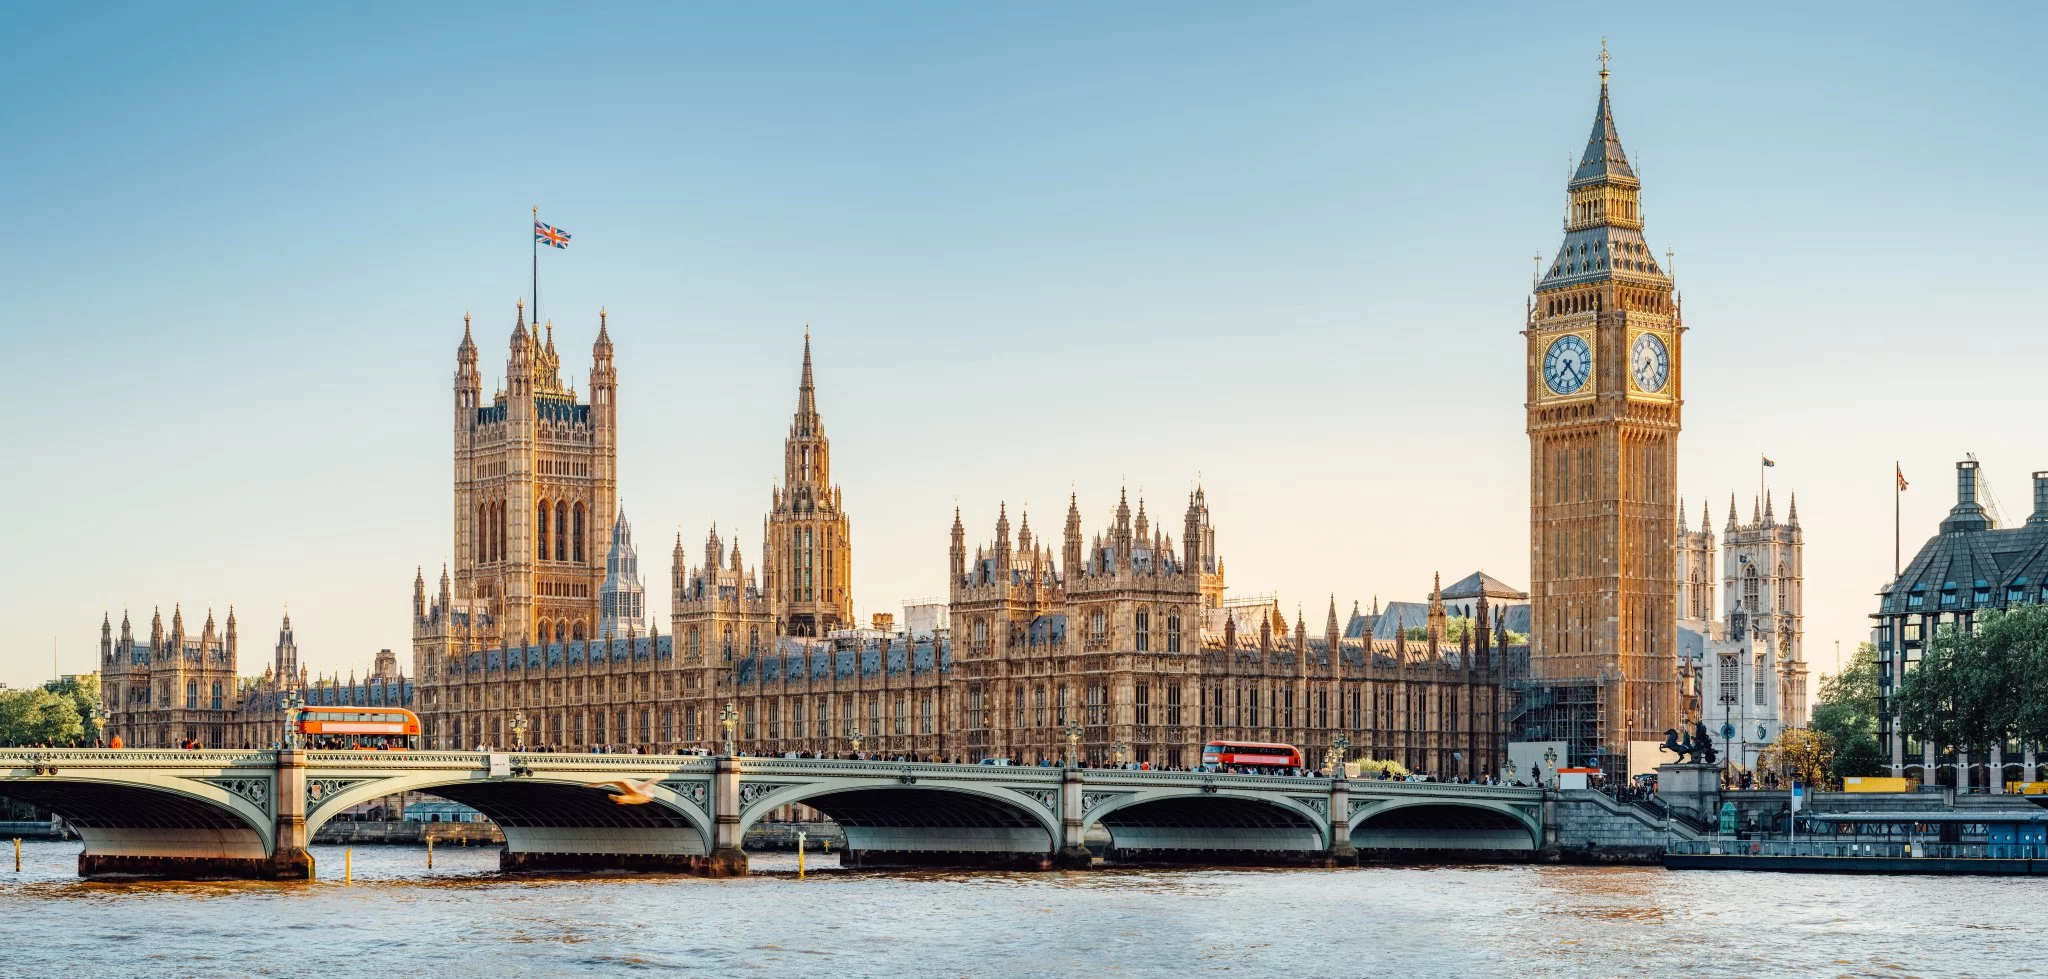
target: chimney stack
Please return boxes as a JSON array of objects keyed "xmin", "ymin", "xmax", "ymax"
[
  {"xmin": 2031, "ymin": 471, "xmax": 2048, "ymax": 525},
  {"xmin": 1941, "ymin": 459, "xmax": 1994, "ymax": 533}
]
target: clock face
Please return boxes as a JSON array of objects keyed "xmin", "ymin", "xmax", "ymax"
[
  {"xmin": 1630, "ymin": 333, "xmax": 1669, "ymax": 393},
  {"xmin": 1542, "ymin": 334, "xmax": 1591, "ymax": 395}
]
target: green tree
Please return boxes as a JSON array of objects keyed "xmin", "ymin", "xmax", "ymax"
[
  {"xmin": 1761, "ymin": 727, "xmax": 1831, "ymax": 786},
  {"xmin": 1810, "ymin": 642, "xmax": 1887, "ymax": 782},
  {"xmin": 0, "ymin": 688, "xmax": 86, "ymax": 746},
  {"xmin": 1894, "ymin": 606, "xmax": 2048, "ymax": 774},
  {"xmin": 43, "ymin": 674, "xmax": 101, "ymax": 742}
]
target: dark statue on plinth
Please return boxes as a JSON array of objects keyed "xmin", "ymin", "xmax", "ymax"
[
  {"xmin": 1659, "ymin": 722, "xmax": 1721, "ymax": 766},
  {"xmin": 1693, "ymin": 720, "xmax": 1719, "ymax": 766}
]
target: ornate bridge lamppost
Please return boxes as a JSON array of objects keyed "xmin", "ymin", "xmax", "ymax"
[
  {"xmin": 847, "ymin": 723, "xmax": 864, "ymax": 759},
  {"xmin": 1064, "ymin": 724, "xmax": 1083, "ymax": 768},
  {"xmin": 720, "ymin": 704, "xmax": 738, "ymax": 758},
  {"xmin": 512, "ymin": 712, "xmax": 529, "ymax": 752},
  {"xmin": 1327, "ymin": 735, "xmax": 1351, "ymax": 778},
  {"xmin": 88, "ymin": 704, "xmax": 109, "ymax": 748},
  {"xmin": 280, "ymin": 690, "xmax": 305, "ymax": 750},
  {"xmin": 1112, "ymin": 741, "xmax": 1128, "ymax": 769}
]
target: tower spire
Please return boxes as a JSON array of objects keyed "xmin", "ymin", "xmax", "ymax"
[
  {"xmin": 797, "ymin": 327, "xmax": 817, "ymax": 420},
  {"xmin": 1576, "ymin": 40, "xmax": 1634, "ymax": 187}
]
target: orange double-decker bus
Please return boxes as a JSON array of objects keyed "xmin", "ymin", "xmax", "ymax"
[{"xmin": 296, "ymin": 707, "xmax": 420, "ymax": 750}]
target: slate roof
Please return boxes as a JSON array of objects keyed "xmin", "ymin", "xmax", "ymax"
[
  {"xmin": 1878, "ymin": 511, "xmax": 2048, "ymax": 616},
  {"xmin": 1439, "ymin": 570, "xmax": 1528, "ymax": 601}
]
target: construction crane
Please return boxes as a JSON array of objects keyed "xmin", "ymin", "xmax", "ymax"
[{"xmin": 1968, "ymin": 452, "xmax": 2010, "ymax": 527}]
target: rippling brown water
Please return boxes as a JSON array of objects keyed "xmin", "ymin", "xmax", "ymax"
[{"xmin": 0, "ymin": 841, "xmax": 2037, "ymax": 977}]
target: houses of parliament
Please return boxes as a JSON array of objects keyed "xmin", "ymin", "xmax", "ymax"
[
  {"xmin": 101, "ymin": 57, "xmax": 1765, "ymax": 778},
  {"xmin": 393, "ymin": 303, "xmax": 1511, "ymax": 774}
]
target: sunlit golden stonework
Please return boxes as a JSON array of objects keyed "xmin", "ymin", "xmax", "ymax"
[{"xmin": 1522, "ymin": 60, "xmax": 1682, "ymax": 767}]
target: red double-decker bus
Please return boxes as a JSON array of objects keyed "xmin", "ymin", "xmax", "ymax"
[
  {"xmin": 1200, "ymin": 741, "xmax": 1303, "ymax": 773},
  {"xmin": 296, "ymin": 708, "xmax": 421, "ymax": 750}
]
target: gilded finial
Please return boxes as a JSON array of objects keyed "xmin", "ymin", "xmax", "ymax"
[{"xmin": 1598, "ymin": 37, "xmax": 1611, "ymax": 83}]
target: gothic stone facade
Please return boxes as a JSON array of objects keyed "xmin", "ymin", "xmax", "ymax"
[{"xmin": 1524, "ymin": 64, "xmax": 1682, "ymax": 769}]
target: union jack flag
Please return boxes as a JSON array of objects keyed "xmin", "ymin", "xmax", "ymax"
[{"xmin": 534, "ymin": 221, "xmax": 571, "ymax": 249}]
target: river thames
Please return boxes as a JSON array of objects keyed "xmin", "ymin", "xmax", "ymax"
[{"xmin": 0, "ymin": 841, "xmax": 2037, "ymax": 977}]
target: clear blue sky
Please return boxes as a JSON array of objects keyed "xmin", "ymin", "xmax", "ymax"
[{"xmin": 3, "ymin": 4, "xmax": 2043, "ymax": 689}]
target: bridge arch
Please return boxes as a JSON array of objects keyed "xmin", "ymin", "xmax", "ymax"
[
  {"xmin": 737, "ymin": 778, "xmax": 1061, "ymax": 867},
  {"xmin": 0, "ymin": 774, "xmax": 275, "ymax": 866},
  {"xmin": 306, "ymin": 770, "xmax": 714, "ymax": 859},
  {"xmin": 1347, "ymin": 797, "xmax": 1539, "ymax": 851},
  {"xmin": 1082, "ymin": 787, "xmax": 1328, "ymax": 861}
]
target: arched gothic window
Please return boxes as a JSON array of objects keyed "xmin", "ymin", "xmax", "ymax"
[
  {"xmin": 722, "ymin": 626, "xmax": 734, "ymax": 661},
  {"xmin": 538, "ymin": 620, "xmax": 552, "ymax": 644},
  {"xmin": 555, "ymin": 501, "xmax": 568, "ymax": 562},
  {"xmin": 1776, "ymin": 563, "xmax": 1790, "ymax": 612},
  {"xmin": 1135, "ymin": 607, "xmax": 1151, "ymax": 652},
  {"xmin": 572, "ymin": 503, "xmax": 586, "ymax": 564},
  {"xmin": 1166, "ymin": 613, "xmax": 1182, "ymax": 653},
  {"xmin": 538, "ymin": 501, "xmax": 551, "ymax": 561},
  {"xmin": 1743, "ymin": 565, "xmax": 1760, "ymax": 613}
]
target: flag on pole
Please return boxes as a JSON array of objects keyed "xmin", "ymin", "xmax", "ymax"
[
  {"xmin": 1761, "ymin": 455, "xmax": 1775, "ymax": 468},
  {"xmin": 1897, "ymin": 464, "xmax": 1909, "ymax": 491},
  {"xmin": 534, "ymin": 221, "xmax": 572, "ymax": 249},
  {"xmin": 1790, "ymin": 781, "xmax": 1804, "ymax": 812}
]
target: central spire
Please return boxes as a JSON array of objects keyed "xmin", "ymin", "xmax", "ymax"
[
  {"xmin": 796, "ymin": 327, "xmax": 817, "ymax": 428},
  {"xmin": 1537, "ymin": 45, "xmax": 1666, "ymax": 293}
]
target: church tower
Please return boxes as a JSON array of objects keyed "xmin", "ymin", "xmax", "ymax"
[
  {"xmin": 598, "ymin": 505, "xmax": 647, "ymax": 638},
  {"xmin": 763, "ymin": 332, "xmax": 854, "ymax": 636},
  {"xmin": 1676, "ymin": 498, "xmax": 1715, "ymax": 629},
  {"xmin": 436, "ymin": 303, "xmax": 617, "ymax": 656},
  {"xmin": 1525, "ymin": 49, "xmax": 1682, "ymax": 769}
]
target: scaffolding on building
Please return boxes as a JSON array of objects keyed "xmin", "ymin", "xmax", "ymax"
[{"xmin": 1509, "ymin": 678, "xmax": 1608, "ymax": 771}]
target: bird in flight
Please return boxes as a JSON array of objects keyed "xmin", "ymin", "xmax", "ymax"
[{"xmin": 584, "ymin": 777, "xmax": 663, "ymax": 805}]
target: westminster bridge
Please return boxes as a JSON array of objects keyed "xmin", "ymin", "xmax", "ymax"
[{"xmin": 0, "ymin": 749, "xmax": 1544, "ymax": 879}]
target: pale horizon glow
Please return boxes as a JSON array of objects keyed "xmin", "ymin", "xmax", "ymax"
[{"xmin": 3, "ymin": 5, "xmax": 2044, "ymax": 694}]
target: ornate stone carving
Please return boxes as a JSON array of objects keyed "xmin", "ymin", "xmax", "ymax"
[
  {"xmin": 1289, "ymin": 795, "xmax": 1329, "ymax": 819},
  {"xmin": 661, "ymin": 779, "xmax": 709, "ymax": 809},
  {"xmin": 199, "ymin": 777, "xmax": 270, "ymax": 813},
  {"xmin": 1080, "ymin": 790, "xmax": 1131, "ymax": 816},
  {"xmin": 738, "ymin": 781, "xmax": 797, "ymax": 810},
  {"xmin": 1015, "ymin": 788, "xmax": 1058, "ymax": 813},
  {"xmin": 1348, "ymin": 798, "xmax": 1372, "ymax": 818},
  {"xmin": 307, "ymin": 777, "xmax": 371, "ymax": 809}
]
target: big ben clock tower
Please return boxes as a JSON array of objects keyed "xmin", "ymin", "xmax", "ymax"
[{"xmin": 1525, "ymin": 48, "xmax": 1681, "ymax": 771}]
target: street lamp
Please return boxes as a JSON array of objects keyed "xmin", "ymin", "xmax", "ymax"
[
  {"xmin": 1328, "ymin": 735, "xmax": 1351, "ymax": 777},
  {"xmin": 720, "ymin": 703, "xmax": 738, "ymax": 758},
  {"xmin": 1503, "ymin": 758, "xmax": 1520, "ymax": 784},
  {"xmin": 512, "ymin": 712, "xmax": 529, "ymax": 752},
  {"xmin": 847, "ymin": 723, "xmax": 864, "ymax": 759},
  {"xmin": 1064, "ymin": 723, "xmax": 1083, "ymax": 768},
  {"xmin": 280, "ymin": 690, "xmax": 305, "ymax": 750},
  {"xmin": 1112, "ymin": 741, "xmax": 1127, "ymax": 768},
  {"xmin": 89, "ymin": 704, "xmax": 109, "ymax": 747}
]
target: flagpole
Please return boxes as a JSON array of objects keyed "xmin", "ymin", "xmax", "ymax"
[
  {"xmin": 1895, "ymin": 461, "xmax": 1902, "ymax": 577},
  {"xmin": 524, "ymin": 206, "xmax": 532, "ymax": 329}
]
